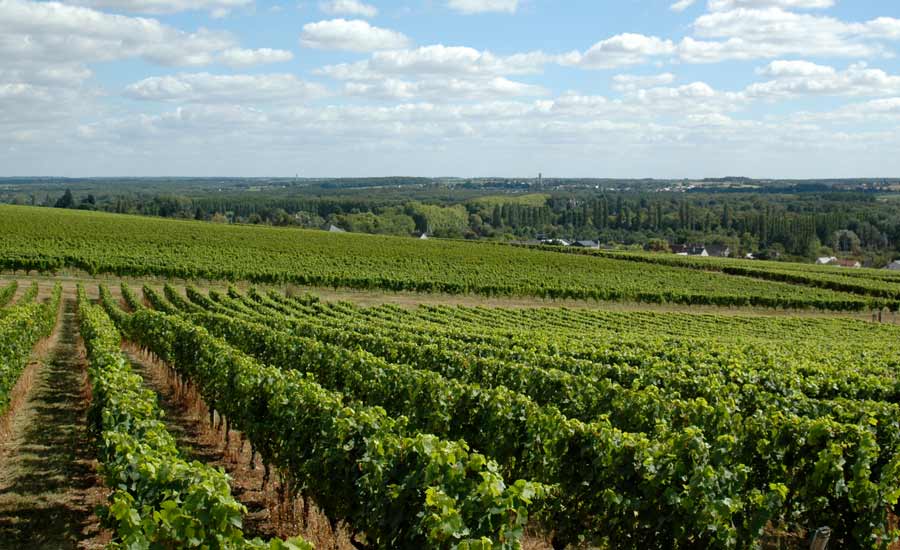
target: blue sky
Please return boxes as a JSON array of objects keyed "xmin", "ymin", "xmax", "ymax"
[{"xmin": 2, "ymin": 0, "xmax": 900, "ymax": 177}]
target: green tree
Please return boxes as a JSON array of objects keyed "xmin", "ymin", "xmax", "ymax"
[{"xmin": 54, "ymin": 189, "xmax": 75, "ymax": 209}]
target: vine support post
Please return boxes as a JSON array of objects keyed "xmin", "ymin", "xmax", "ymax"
[{"xmin": 809, "ymin": 526, "xmax": 831, "ymax": 550}]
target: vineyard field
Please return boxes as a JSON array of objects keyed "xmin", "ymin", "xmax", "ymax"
[
  {"xmin": 0, "ymin": 205, "xmax": 897, "ymax": 311},
  {"xmin": 2, "ymin": 203, "xmax": 900, "ymax": 548},
  {"xmin": 85, "ymin": 280, "xmax": 900, "ymax": 548},
  {"xmin": 543, "ymin": 246, "xmax": 900, "ymax": 301}
]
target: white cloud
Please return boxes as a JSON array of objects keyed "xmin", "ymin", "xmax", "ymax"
[
  {"xmin": 612, "ymin": 72, "xmax": 676, "ymax": 92},
  {"xmin": 318, "ymin": 0, "xmax": 376, "ymax": 17},
  {"xmin": 791, "ymin": 97, "xmax": 900, "ymax": 124},
  {"xmin": 0, "ymin": 0, "xmax": 258, "ymax": 142},
  {"xmin": 319, "ymin": 45, "xmax": 554, "ymax": 79},
  {"xmin": 219, "ymin": 48, "xmax": 294, "ymax": 67},
  {"xmin": 6, "ymin": 0, "xmax": 900, "ymax": 177},
  {"xmin": 708, "ymin": 0, "xmax": 835, "ymax": 10},
  {"xmin": 64, "ymin": 0, "xmax": 252, "ymax": 15},
  {"xmin": 839, "ymin": 97, "xmax": 900, "ymax": 118},
  {"xmin": 446, "ymin": 0, "xmax": 518, "ymax": 14},
  {"xmin": 626, "ymin": 81, "xmax": 747, "ymax": 114},
  {"xmin": 747, "ymin": 61, "xmax": 900, "ymax": 99},
  {"xmin": 344, "ymin": 76, "xmax": 546, "ymax": 101},
  {"xmin": 572, "ymin": 34, "xmax": 676, "ymax": 69},
  {"xmin": 681, "ymin": 8, "xmax": 900, "ymax": 62},
  {"xmin": 0, "ymin": 0, "xmax": 236, "ymax": 67},
  {"xmin": 123, "ymin": 73, "xmax": 327, "ymax": 103},
  {"xmin": 756, "ymin": 59, "xmax": 835, "ymax": 77},
  {"xmin": 670, "ymin": 0, "xmax": 696, "ymax": 12},
  {"xmin": 318, "ymin": 45, "xmax": 551, "ymax": 102},
  {"xmin": 300, "ymin": 19, "xmax": 410, "ymax": 51}
]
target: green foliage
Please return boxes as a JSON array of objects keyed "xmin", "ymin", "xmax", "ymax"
[
  {"xmin": 0, "ymin": 205, "xmax": 891, "ymax": 312},
  {"xmin": 0, "ymin": 283, "xmax": 60, "ymax": 415},
  {"xmin": 78, "ymin": 286, "xmax": 311, "ymax": 550},
  {"xmin": 101, "ymin": 293, "xmax": 543, "ymax": 549},
  {"xmin": 469, "ymin": 194, "xmax": 551, "ymax": 208},
  {"xmin": 407, "ymin": 202, "xmax": 469, "ymax": 237},
  {"xmin": 334, "ymin": 209, "xmax": 417, "ymax": 236},
  {"xmin": 153, "ymin": 285, "xmax": 900, "ymax": 548},
  {"xmin": 0, "ymin": 280, "xmax": 16, "ymax": 307}
]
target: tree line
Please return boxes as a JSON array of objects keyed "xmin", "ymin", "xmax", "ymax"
[{"xmin": 21, "ymin": 187, "xmax": 900, "ymax": 265}]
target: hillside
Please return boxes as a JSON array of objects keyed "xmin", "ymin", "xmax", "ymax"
[{"xmin": 0, "ymin": 205, "xmax": 894, "ymax": 312}]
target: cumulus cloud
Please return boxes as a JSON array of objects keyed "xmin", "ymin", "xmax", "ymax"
[
  {"xmin": 5, "ymin": 0, "xmax": 900, "ymax": 177},
  {"xmin": 317, "ymin": 45, "xmax": 552, "ymax": 102},
  {"xmin": 612, "ymin": 72, "xmax": 677, "ymax": 92},
  {"xmin": 0, "ymin": 0, "xmax": 236, "ymax": 67},
  {"xmin": 446, "ymin": 0, "xmax": 518, "ymax": 14},
  {"xmin": 680, "ymin": 8, "xmax": 900, "ymax": 62},
  {"xmin": 746, "ymin": 61, "xmax": 900, "ymax": 99},
  {"xmin": 670, "ymin": 0, "xmax": 696, "ymax": 12},
  {"xmin": 625, "ymin": 81, "xmax": 747, "ymax": 114},
  {"xmin": 571, "ymin": 34, "xmax": 676, "ymax": 69},
  {"xmin": 63, "ymin": 0, "xmax": 251, "ymax": 15},
  {"xmin": 344, "ymin": 76, "xmax": 546, "ymax": 101},
  {"xmin": 0, "ymin": 0, "xmax": 265, "ymax": 142},
  {"xmin": 319, "ymin": 45, "xmax": 555, "ymax": 79},
  {"xmin": 123, "ymin": 72, "xmax": 327, "ymax": 103},
  {"xmin": 219, "ymin": 48, "xmax": 294, "ymax": 67},
  {"xmin": 318, "ymin": 0, "xmax": 376, "ymax": 17},
  {"xmin": 707, "ymin": 0, "xmax": 835, "ymax": 10},
  {"xmin": 838, "ymin": 97, "xmax": 900, "ymax": 118},
  {"xmin": 300, "ymin": 19, "xmax": 410, "ymax": 51},
  {"xmin": 791, "ymin": 97, "xmax": 900, "ymax": 125}
]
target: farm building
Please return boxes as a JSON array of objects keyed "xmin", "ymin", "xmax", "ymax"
[
  {"xmin": 541, "ymin": 238, "xmax": 572, "ymax": 246},
  {"xmin": 672, "ymin": 244, "xmax": 708, "ymax": 256},
  {"xmin": 885, "ymin": 260, "xmax": 900, "ymax": 271},
  {"xmin": 705, "ymin": 244, "xmax": 731, "ymax": 258},
  {"xmin": 836, "ymin": 259, "xmax": 862, "ymax": 268},
  {"xmin": 817, "ymin": 257, "xmax": 861, "ymax": 268}
]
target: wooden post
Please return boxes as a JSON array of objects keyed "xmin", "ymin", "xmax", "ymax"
[{"xmin": 810, "ymin": 526, "xmax": 831, "ymax": 550}]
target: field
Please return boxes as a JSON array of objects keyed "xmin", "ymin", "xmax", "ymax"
[
  {"xmin": 546, "ymin": 246, "xmax": 900, "ymax": 301},
  {"xmin": 0, "ymin": 204, "xmax": 897, "ymax": 311},
  {"xmin": 1, "ymin": 205, "xmax": 900, "ymax": 548}
]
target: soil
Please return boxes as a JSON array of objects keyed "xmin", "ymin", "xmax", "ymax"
[{"xmin": 0, "ymin": 296, "xmax": 109, "ymax": 549}]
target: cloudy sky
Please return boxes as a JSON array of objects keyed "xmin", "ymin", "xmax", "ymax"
[{"xmin": 2, "ymin": 0, "xmax": 900, "ymax": 177}]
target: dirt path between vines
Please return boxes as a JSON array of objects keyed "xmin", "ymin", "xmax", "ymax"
[
  {"xmin": 0, "ymin": 297, "xmax": 108, "ymax": 549},
  {"xmin": 125, "ymin": 347, "xmax": 356, "ymax": 549}
]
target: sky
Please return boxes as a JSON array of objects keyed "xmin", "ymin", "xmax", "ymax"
[{"xmin": 2, "ymin": 0, "xmax": 900, "ymax": 178}]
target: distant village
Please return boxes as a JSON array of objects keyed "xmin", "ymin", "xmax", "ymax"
[{"xmin": 535, "ymin": 237, "xmax": 900, "ymax": 271}]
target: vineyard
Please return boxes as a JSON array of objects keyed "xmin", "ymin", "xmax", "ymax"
[
  {"xmin": 100, "ymin": 280, "xmax": 900, "ymax": 546},
  {"xmin": 1, "ymin": 204, "xmax": 898, "ymax": 311},
  {"xmin": 537, "ymin": 246, "xmax": 900, "ymax": 303},
  {"xmin": 1, "ymin": 205, "xmax": 900, "ymax": 548},
  {"xmin": 0, "ymin": 277, "xmax": 899, "ymax": 547}
]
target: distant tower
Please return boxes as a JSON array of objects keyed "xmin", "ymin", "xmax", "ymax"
[{"xmin": 538, "ymin": 172, "xmax": 543, "ymax": 186}]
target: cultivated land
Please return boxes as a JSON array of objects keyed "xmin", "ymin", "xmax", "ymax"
[
  {"xmin": 1, "ymin": 204, "xmax": 897, "ymax": 311},
  {"xmin": 1, "ymin": 205, "xmax": 900, "ymax": 548}
]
